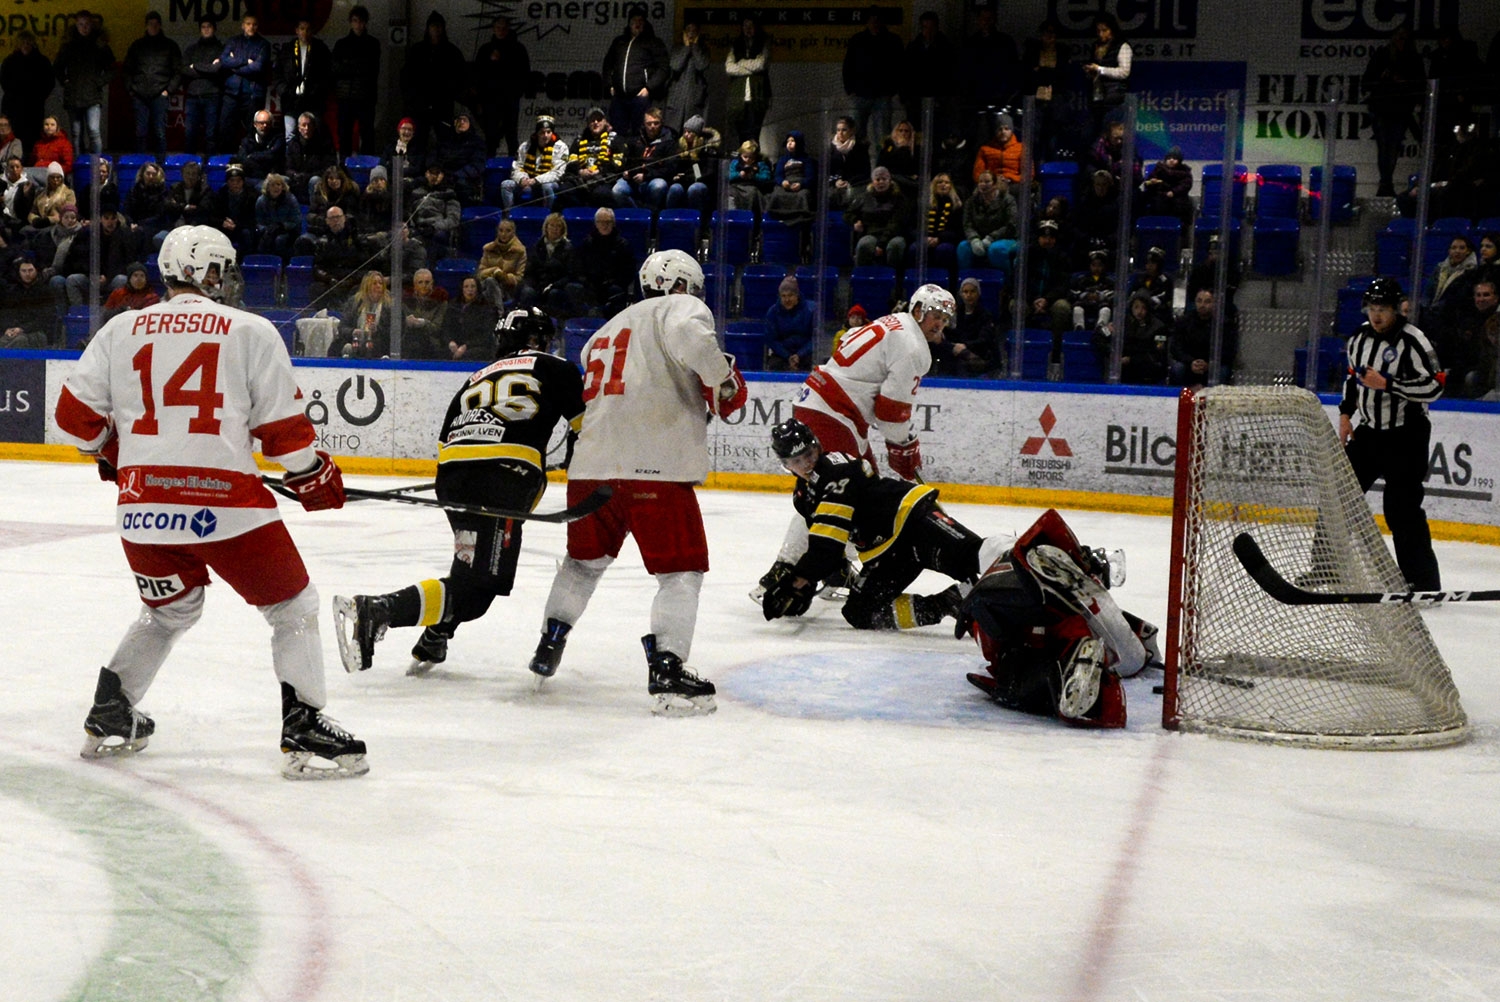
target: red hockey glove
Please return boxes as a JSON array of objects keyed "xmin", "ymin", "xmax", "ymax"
[
  {"xmin": 886, "ymin": 436, "xmax": 922, "ymax": 480},
  {"xmin": 283, "ymin": 451, "xmax": 346, "ymax": 511},
  {"xmin": 87, "ymin": 430, "xmax": 120, "ymax": 483},
  {"xmin": 701, "ymin": 354, "xmax": 748, "ymax": 418}
]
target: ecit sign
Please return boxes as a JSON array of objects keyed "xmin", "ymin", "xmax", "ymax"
[
  {"xmin": 1300, "ymin": 0, "xmax": 1458, "ymax": 38},
  {"xmin": 1049, "ymin": 0, "xmax": 1199, "ymax": 39}
]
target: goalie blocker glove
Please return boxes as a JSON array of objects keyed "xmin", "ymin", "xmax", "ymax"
[
  {"xmin": 283, "ymin": 450, "xmax": 346, "ymax": 511},
  {"xmin": 700, "ymin": 353, "xmax": 748, "ymax": 418},
  {"xmin": 886, "ymin": 436, "xmax": 922, "ymax": 480}
]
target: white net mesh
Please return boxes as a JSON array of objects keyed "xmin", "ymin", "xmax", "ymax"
[{"xmin": 1166, "ymin": 386, "xmax": 1468, "ymax": 748}]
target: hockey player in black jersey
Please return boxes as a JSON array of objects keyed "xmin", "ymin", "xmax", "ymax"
[{"xmin": 333, "ymin": 308, "xmax": 586, "ymax": 673}]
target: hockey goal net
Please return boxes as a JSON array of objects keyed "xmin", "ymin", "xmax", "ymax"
[{"xmin": 1163, "ymin": 386, "xmax": 1468, "ymax": 748}]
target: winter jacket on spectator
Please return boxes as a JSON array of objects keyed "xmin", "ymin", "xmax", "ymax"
[
  {"xmin": 842, "ymin": 22, "xmax": 903, "ymax": 99},
  {"xmin": 238, "ymin": 127, "xmax": 286, "ymax": 182},
  {"xmin": 602, "ymin": 22, "xmax": 670, "ymax": 99},
  {"xmin": 286, "ymin": 124, "xmax": 337, "ymax": 199},
  {"xmin": 523, "ymin": 232, "xmax": 572, "ymax": 299},
  {"xmin": 275, "ymin": 33, "xmax": 332, "ymax": 119},
  {"xmin": 125, "ymin": 172, "xmax": 168, "ymax": 232},
  {"xmin": 409, "ymin": 179, "xmax": 460, "ymax": 242},
  {"xmin": 764, "ymin": 295, "xmax": 817, "ymax": 364},
  {"xmin": 444, "ymin": 295, "xmax": 498, "ymax": 360},
  {"xmin": 55, "ymin": 23, "xmax": 116, "ymax": 108},
  {"xmin": 32, "ymin": 133, "xmax": 75, "ymax": 174},
  {"xmin": 0, "ymin": 45, "xmax": 55, "ymax": 141},
  {"xmin": 29, "ymin": 176, "xmax": 75, "ymax": 227},
  {"xmin": 60, "ymin": 215, "xmax": 141, "ymax": 282},
  {"xmin": 963, "ymin": 184, "xmax": 1019, "ymax": 244},
  {"xmin": 844, "ymin": 181, "xmax": 910, "ymax": 245},
  {"xmin": 477, "ymin": 230, "xmax": 527, "ymax": 298},
  {"xmin": 570, "ymin": 226, "xmax": 636, "ymax": 300},
  {"xmin": 164, "ymin": 169, "xmax": 214, "ymax": 227},
  {"xmin": 664, "ymin": 33, "xmax": 710, "ymax": 132},
  {"xmin": 330, "ymin": 26, "xmax": 380, "ymax": 101},
  {"xmin": 181, "ymin": 31, "xmax": 224, "ymax": 98},
  {"xmin": 972, "ymin": 132, "xmax": 1024, "ymax": 185},
  {"xmin": 433, "ymin": 118, "xmax": 487, "ymax": 200},
  {"xmin": 123, "ymin": 29, "xmax": 182, "ymax": 101},
  {"xmin": 221, "ymin": 31, "xmax": 272, "ymax": 94}
]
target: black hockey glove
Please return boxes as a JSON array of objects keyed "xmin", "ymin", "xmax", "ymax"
[{"xmin": 762, "ymin": 574, "xmax": 816, "ymax": 621}]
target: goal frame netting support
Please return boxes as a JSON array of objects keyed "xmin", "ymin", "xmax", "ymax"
[{"xmin": 1162, "ymin": 386, "xmax": 1468, "ymax": 749}]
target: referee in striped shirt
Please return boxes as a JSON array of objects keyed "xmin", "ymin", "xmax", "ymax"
[{"xmin": 1337, "ymin": 277, "xmax": 1442, "ymax": 591}]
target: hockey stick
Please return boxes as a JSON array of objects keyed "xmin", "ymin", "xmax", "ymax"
[
  {"xmin": 262, "ymin": 477, "xmax": 612, "ymax": 523},
  {"xmin": 1232, "ymin": 533, "xmax": 1500, "ymax": 605}
]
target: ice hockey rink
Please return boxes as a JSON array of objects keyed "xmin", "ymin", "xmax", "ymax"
[{"xmin": 3, "ymin": 458, "xmax": 1498, "ymax": 1002}]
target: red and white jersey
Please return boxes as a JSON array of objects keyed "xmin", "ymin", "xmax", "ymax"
[
  {"xmin": 796, "ymin": 311, "xmax": 931, "ymax": 446},
  {"xmin": 570, "ymin": 293, "xmax": 732, "ymax": 483},
  {"xmin": 55, "ymin": 293, "xmax": 318, "ymax": 545}
]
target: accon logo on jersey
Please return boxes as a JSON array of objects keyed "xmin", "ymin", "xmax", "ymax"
[{"xmin": 122, "ymin": 508, "xmax": 219, "ymax": 538}]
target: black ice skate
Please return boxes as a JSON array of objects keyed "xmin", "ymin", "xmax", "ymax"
[
  {"xmin": 527, "ymin": 618, "xmax": 572, "ymax": 678},
  {"xmin": 331, "ymin": 594, "xmax": 392, "ymax": 672},
  {"xmin": 643, "ymin": 634, "xmax": 716, "ymax": 717},
  {"xmin": 1057, "ymin": 637, "xmax": 1106, "ymax": 721},
  {"xmin": 81, "ymin": 667, "xmax": 154, "ymax": 759},
  {"xmin": 407, "ymin": 626, "xmax": 450, "ymax": 677},
  {"xmin": 280, "ymin": 683, "xmax": 368, "ymax": 780}
]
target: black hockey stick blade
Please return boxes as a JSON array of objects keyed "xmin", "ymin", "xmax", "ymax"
[
  {"xmin": 1232, "ymin": 532, "xmax": 1500, "ymax": 605},
  {"xmin": 263, "ymin": 477, "xmax": 612, "ymax": 523}
]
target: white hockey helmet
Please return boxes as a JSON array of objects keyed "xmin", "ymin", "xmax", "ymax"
[
  {"xmin": 638, "ymin": 248, "xmax": 705, "ymax": 298},
  {"xmin": 158, "ymin": 224, "xmax": 237, "ymax": 294},
  {"xmin": 909, "ymin": 283, "xmax": 956, "ymax": 326}
]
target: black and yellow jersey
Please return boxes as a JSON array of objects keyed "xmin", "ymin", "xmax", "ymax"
[
  {"xmin": 791, "ymin": 451, "xmax": 936, "ymax": 581},
  {"xmin": 436, "ymin": 350, "xmax": 586, "ymax": 476}
]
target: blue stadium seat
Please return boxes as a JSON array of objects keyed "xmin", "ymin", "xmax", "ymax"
[
  {"xmin": 260, "ymin": 307, "xmax": 299, "ymax": 354},
  {"xmin": 206, "ymin": 153, "xmax": 234, "ymax": 190},
  {"xmin": 656, "ymin": 209, "xmax": 701, "ymax": 256},
  {"xmin": 563, "ymin": 317, "xmax": 605, "ymax": 366},
  {"xmin": 708, "ymin": 209, "xmax": 754, "ymax": 266},
  {"xmin": 63, "ymin": 306, "xmax": 95, "ymax": 349},
  {"xmin": 821, "ymin": 215, "xmax": 852, "ymax": 268},
  {"xmin": 848, "ymin": 266, "xmax": 897, "ymax": 316},
  {"xmin": 724, "ymin": 319, "xmax": 766, "ymax": 370},
  {"xmin": 239, "ymin": 254, "xmax": 282, "ymax": 306},
  {"xmin": 1251, "ymin": 217, "xmax": 1299, "ymax": 276},
  {"xmin": 433, "ymin": 257, "xmax": 477, "ymax": 300},
  {"xmin": 1376, "ymin": 218, "xmax": 1416, "ymax": 276},
  {"xmin": 1019, "ymin": 333, "xmax": 1054, "ymax": 381},
  {"xmin": 1062, "ymin": 342, "xmax": 1102, "ymax": 382},
  {"xmin": 344, "ymin": 154, "xmax": 380, "ymax": 189},
  {"xmin": 1198, "ymin": 163, "xmax": 1248, "ymax": 220},
  {"xmin": 483, "ymin": 156, "xmax": 513, "ymax": 205},
  {"xmin": 1477, "ymin": 217, "xmax": 1500, "ymax": 235},
  {"xmin": 560, "ymin": 206, "xmax": 599, "ymax": 236},
  {"xmin": 507, "ymin": 205, "xmax": 550, "ymax": 249},
  {"xmin": 164, "ymin": 152, "xmax": 199, "ymax": 188},
  {"xmin": 1255, "ymin": 164, "xmax": 1301, "ymax": 220},
  {"xmin": 461, "ymin": 205, "xmax": 505, "ymax": 257},
  {"xmin": 1135, "ymin": 216, "xmax": 1183, "ymax": 273},
  {"xmin": 701, "ymin": 261, "xmax": 729, "ymax": 316},
  {"xmin": 1307, "ymin": 165, "xmax": 1357, "ymax": 223},
  {"xmin": 1039, "ymin": 161, "xmax": 1080, "ymax": 207},
  {"xmin": 739, "ymin": 263, "xmax": 788, "ymax": 318},
  {"xmin": 760, "ymin": 218, "xmax": 802, "ymax": 265},
  {"xmin": 1194, "ymin": 216, "xmax": 1243, "ymax": 266},
  {"xmin": 902, "ymin": 270, "xmax": 943, "ymax": 304},
  {"xmin": 613, "ymin": 208, "xmax": 653, "ymax": 260},
  {"xmin": 794, "ymin": 265, "xmax": 840, "ymax": 314},
  {"xmin": 284, "ymin": 256, "xmax": 314, "ymax": 306}
]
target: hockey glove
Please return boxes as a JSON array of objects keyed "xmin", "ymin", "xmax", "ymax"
[
  {"xmin": 886, "ymin": 436, "xmax": 922, "ymax": 480},
  {"xmin": 85, "ymin": 427, "xmax": 120, "ymax": 482},
  {"xmin": 283, "ymin": 451, "xmax": 346, "ymax": 511},
  {"xmin": 701, "ymin": 354, "xmax": 748, "ymax": 419},
  {"xmin": 762, "ymin": 574, "xmax": 816, "ymax": 621}
]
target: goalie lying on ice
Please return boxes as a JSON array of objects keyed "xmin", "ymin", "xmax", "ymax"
[{"xmin": 957, "ymin": 509, "xmax": 1161, "ymax": 729}]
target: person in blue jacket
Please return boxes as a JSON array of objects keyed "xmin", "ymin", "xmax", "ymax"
[{"xmin": 764, "ymin": 274, "xmax": 816, "ymax": 371}]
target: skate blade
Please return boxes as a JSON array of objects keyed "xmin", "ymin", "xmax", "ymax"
[
  {"xmin": 748, "ymin": 585, "xmax": 767, "ymax": 606},
  {"xmin": 330, "ymin": 596, "xmax": 367, "ymax": 673},
  {"xmin": 281, "ymin": 750, "xmax": 369, "ymax": 780},
  {"xmin": 406, "ymin": 658, "xmax": 437, "ymax": 677},
  {"xmin": 80, "ymin": 732, "xmax": 148, "ymax": 759},
  {"xmin": 817, "ymin": 585, "xmax": 849, "ymax": 603},
  {"xmin": 651, "ymin": 693, "xmax": 717, "ymax": 717}
]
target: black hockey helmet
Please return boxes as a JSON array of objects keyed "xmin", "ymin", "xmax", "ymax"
[
  {"xmin": 1362, "ymin": 277, "xmax": 1404, "ymax": 309},
  {"xmin": 495, "ymin": 307, "xmax": 555, "ymax": 355},
  {"xmin": 770, "ymin": 418, "xmax": 818, "ymax": 461}
]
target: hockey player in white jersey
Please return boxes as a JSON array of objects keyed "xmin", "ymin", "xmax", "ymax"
[
  {"xmin": 53, "ymin": 225, "xmax": 367, "ymax": 779},
  {"xmin": 527, "ymin": 248, "xmax": 747, "ymax": 715}
]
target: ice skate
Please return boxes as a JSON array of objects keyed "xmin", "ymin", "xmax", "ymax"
[
  {"xmin": 528, "ymin": 618, "xmax": 571, "ymax": 678},
  {"xmin": 817, "ymin": 559, "xmax": 860, "ymax": 603},
  {"xmin": 1057, "ymin": 637, "xmax": 1106, "ymax": 720},
  {"xmin": 280, "ymin": 684, "xmax": 367, "ymax": 780},
  {"xmin": 750, "ymin": 559, "xmax": 795, "ymax": 606},
  {"xmin": 81, "ymin": 668, "xmax": 154, "ymax": 759},
  {"xmin": 331, "ymin": 594, "xmax": 392, "ymax": 672},
  {"xmin": 407, "ymin": 626, "xmax": 449, "ymax": 677},
  {"xmin": 1025, "ymin": 544, "xmax": 1108, "ymax": 615},
  {"xmin": 643, "ymin": 634, "xmax": 716, "ymax": 716}
]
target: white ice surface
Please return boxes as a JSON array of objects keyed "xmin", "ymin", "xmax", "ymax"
[{"xmin": 2, "ymin": 459, "xmax": 1499, "ymax": 1002}]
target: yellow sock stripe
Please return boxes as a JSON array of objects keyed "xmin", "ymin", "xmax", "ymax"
[
  {"xmin": 417, "ymin": 579, "xmax": 446, "ymax": 626},
  {"xmin": 893, "ymin": 594, "xmax": 918, "ymax": 630}
]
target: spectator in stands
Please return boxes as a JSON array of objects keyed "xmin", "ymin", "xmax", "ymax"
[
  {"xmin": 826, "ymin": 116, "xmax": 870, "ymax": 212},
  {"xmin": 1, "ymin": 32, "xmax": 54, "ymax": 157},
  {"xmin": 181, "ymin": 17, "xmax": 224, "ymax": 156},
  {"xmin": 611, "ymin": 106, "xmax": 676, "ymax": 211},
  {"xmin": 238, "ymin": 110, "xmax": 286, "ymax": 186},
  {"xmin": 409, "ymin": 163, "xmax": 460, "ymax": 261},
  {"xmin": 764, "ymin": 275, "xmax": 816, "ymax": 371},
  {"xmin": 565, "ymin": 206, "xmax": 636, "ymax": 316},
  {"xmin": 520, "ymin": 210, "xmax": 572, "ymax": 314},
  {"xmin": 331, "ymin": 270, "xmax": 392, "ymax": 358},
  {"xmin": 1070, "ymin": 248, "xmax": 1115, "ymax": 332},
  {"xmin": 477, "ymin": 218, "xmax": 526, "ymax": 307},
  {"xmin": 125, "ymin": 160, "xmax": 168, "ymax": 241},
  {"xmin": 933, "ymin": 129, "xmax": 972, "ymax": 199},
  {"xmin": 1445, "ymin": 232, "xmax": 1500, "ymax": 323},
  {"xmin": 1185, "ymin": 233, "xmax": 1242, "ymax": 315},
  {"xmin": 1075, "ymin": 169, "xmax": 1122, "ymax": 264},
  {"xmin": 1428, "ymin": 117, "xmax": 1496, "ymax": 221},
  {"xmin": 402, "ymin": 11, "xmax": 466, "ymax": 147},
  {"xmin": 1128, "ymin": 246, "xmax": 1175, "ymax": 327},
  {"xmin": 1437, "ymin": 278, "xmax": 1496, "ymax": 394},
  {"xmin": 32, "ymin": 204, "xmax": 81, "ymax": 284},
  {"xmin": 331, "ymin": 5, "xmax": 380, "ymax": 155},
  {"xmin": 928, "ymin": 321, "xmax": 987, "ymax": 376},
  {"xmin": 123, "ymin": 11, "xmax": 181, "ymax": 163},
  {"xmin": 275, "ymin": 19, "xmax": 330, "ymax": 142},
  {"xmin": 666, "ymin": 115, "xmax": 718, "ymax": 212},
  {"xmin": 503, "ymin": 114, "xmax": 567, "ymax": 210},
  {"xmin": 77, "ymin": 157, "xmax": 118, "ymax": 222},
  {"xmin": 475, "ymin": 16, "xmax": 529, "ymax": 157},
  {"xmin": 1170, "ymin": 287, "xmax": 1236, "ymax": 387},
  {"xmin": 957, "ymin": 8, "xmax": 1019, "ymax": 137},
  {"xmin": 210, "ymin": 163, "xmax": 257, "ymax": 254},
  {"xmin": 219, "ymin": 14, "xmax": 272, "ymax": 151},
  {"xmin": 766, "ymin": 130, "xmax": 817, "ymax": 230},
  {"xmin": 1022, "ymin": 19, "xmax": 1069, "ymax": 159},
  {"xmin": 972, "ymin": 115, "xmax": 1023, "ymax": 186},
  {"xmin": 1428, "ymin": 235, "xmax": 1477, "ymax": 321},
  {"xmin": 954, "ymin": 276, "xmax": 1003, "ymax": 373},
  {"xmin": 403, "ymin": 267, "xmax": 450, "ymax": 358},
  {"xmin": 1083, "ymin": 13, "xmax": 1132, "ymax": 137},
  {"xmin": 0, "ymin": 122, "xmax": 19, "ymax": 180},
  {"xmin": 664, "ymin": 19, "xmax": 709, "ymax": 136},
  {"xmin": 924, "ymin": 173, "xmax": 963, "ymax": 271},
  {"xmin": 53, "ymin": 207, "xmax": 139, "ymax": 308},
  {"xmin": 1, "ymin": 157, "xmax": 38, "ymax": 236},
  {"xmin": 164, "ymin": 160, "xmax": 213, "ymax": 229},
  {"xmin": 559, "ymin": 108, "xmax": 623, "ymax": 209},
  {"xmin": 286, "ymin": 113, "xmax": 337, "ymax": 204},
  {"xmin": 444, "ymin": 277, "xmax": 498, "ymax": 360},
  {"xmin": 54, "ymin": 10, "xmax": 114, "ymax": 156},
  {"xmin": 307, "ymin": 165, "xmax": 359, "ymax": 240},
  {"xmin": 0, "ymin": 257, "xmax": 55, "ymax": 347},
  {"xmin": 603, "ymin": 13, "xmax": 668, "ymax": 138},
  {"xmin": 1425, "ymin": 26, "xmax": 1483, "ymax": 136},
  {"xmin": 901, "ymin": 11, "xmax": 958, "ymax": 139},
  {"xmin": 254, "ymin": 173, "xmax": 303, "ymax": 259},
  {"xmin": 1364, "ymin": 26, "xmax": 1427, "ymax": 197},
  {"xmin": 843, "ymin": 10, "xmax": 903, "ymax": 151},
  {"xmin": 28, "ymin": 162, "xmax": 74, "ymax": 230},
  {"xmin": 831, "ymin": 303, "xmax": 868, "ymax": 354},
  {"xmin": 359, "ymin": 165, "xmax": 391, "ymax": 229},
  {"xmin": 875, "ymin": 121, "xmax": 920, "ymax": 192},
  {"xmin": 1012, "ymin": 220, "xmax": 1074, "ymax": 343},
  {"xmin": 1101, "ymin": 289, "xmax": 1168, "ymax": 385},
  {"xmin": 32, "ymin": 118, "xmax": 75, "ymax": 175},
  {"xmin": 309, "ymin": 205, "xmax": 363, "ymax": 304},
  {"xmin": 383, "ymin": 117, "xmax": 427, "ymax": 192},
  {"xmin": 959, "ymin": 170, "xmax": 1018, "ymax": 272},
  {"xmin": 727, "ymin": 139, "xmax": 772, "ymax": 213},
  {"xmin": 433, "ymin": 114, "xmax": 487, "ymax": 205},
  {"xmin": 1085, "ymin": 120, "xmax": 1142, "ymax": 190},
  {"xmin": 846, "ymin": 166, "xmax": 911, "ymax": 269},
  {"xmin": 1141, "ymin": 146, "xmax": 1193, "ymax": 234},
  {"xmin": 101, "ymin": 260, "xmax": 160, "ymax": 323},
  {"xmin": 725, "ymin": 17, "xmax": 771, "ymax": 146}
]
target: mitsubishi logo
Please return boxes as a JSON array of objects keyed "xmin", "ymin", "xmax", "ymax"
[{"xmin": 1020, "ymin": 405, "xmax": 1073, "ymax": 457}]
